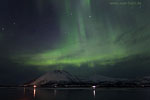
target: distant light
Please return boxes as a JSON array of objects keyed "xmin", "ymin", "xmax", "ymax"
[
  {"xmin": 141, "ymin": 85, "xmax": 145, "ymax": 87},
  {"xmin": 33, "ymin": 85, "xmax": 37, "ymax": 88},
  {"xmin": 54, "ymin": 85, "xmax": 57, "ymax": 88},
  {"xmin": 92, "ymin": 85, "xmax": 96, "ymax": 89}
]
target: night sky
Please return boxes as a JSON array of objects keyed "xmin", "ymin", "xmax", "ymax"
[{"xmin": 0, "ymin": 0, "xmax": 150, "ymax": 85}]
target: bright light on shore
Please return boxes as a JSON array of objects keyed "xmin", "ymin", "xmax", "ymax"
[
  {"xmin": 33, "ymin": 85, "xmax": 37, "ymax": 88},
  {"xmin": 92, "ymin": 85, "xmax": 96, "ymax": 89}
]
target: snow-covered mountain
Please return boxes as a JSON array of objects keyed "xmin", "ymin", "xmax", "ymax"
[
  {"xmin": 28, "ymin": 70, "xmax": 80, "ymax": 86},
  {"xmin": 25, "ymin": 70, "xmax": 131, "ymax": 87}
]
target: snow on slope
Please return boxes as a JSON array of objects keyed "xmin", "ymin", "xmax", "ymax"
[
  {"xmin": 27, "ymin": 70, "xmax": 129, "ymax": 86},
  {"xmin": 29, "ymin": 70, "xmax": 80, "ymax": 85}
]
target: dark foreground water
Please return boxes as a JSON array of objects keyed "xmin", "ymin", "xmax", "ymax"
[{"xmin": 0, "ymin": 87, "xmax": 150, "ymax": 100}]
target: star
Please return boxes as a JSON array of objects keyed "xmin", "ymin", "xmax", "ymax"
[
  {"xmin": 89, "ymin": 15, "xmax": 92, "ymax": 18},
  {"xmin": 2, "ymin": 27, "xmax": 5, "ymax": 31}
]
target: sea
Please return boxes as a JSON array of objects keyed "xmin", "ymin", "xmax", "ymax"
[{"xmin": 0, "ymin": 87, "xmax": 150, "ymax": 100}]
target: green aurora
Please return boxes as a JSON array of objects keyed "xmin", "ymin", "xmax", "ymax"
[{"xmin": 13, "ymin": 0, "xmax": 150, "ymax": 68}]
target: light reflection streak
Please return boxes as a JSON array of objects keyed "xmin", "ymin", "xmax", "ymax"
[
  {"xmin": 54, "ymin": 89, "xmax": 57, "ymax": 96},
  {"xmin": 93, "ymin": 90, "xmax": 96, "ymax": 97},
  {"xmin": 24, "ymin": 87, "xmax": 26, "ymax": 95},
  {"xmin": 33, "ymin": 88, "xmax": 36, "ymax": 98}
]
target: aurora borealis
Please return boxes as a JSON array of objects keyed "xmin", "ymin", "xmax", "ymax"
[
  {"xmin": 13, "ymin": 0, "xmax": 150, "ymax": 67},
  {"xmin": 0, "ymin": 0, "xmax": 150, "ymax": 84}
]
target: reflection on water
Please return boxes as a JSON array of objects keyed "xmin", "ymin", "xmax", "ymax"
[
  {"xmin": 93, "ymin": 90, "xmax": 96, "ymax": 97},
  {"xmin": 24, "ymin": 88, "xmax": 26, "ymax": 95},
  {"xmin": 54, "ymin": 89, "xmax": 57, "ymax": 96},
  {"xmin": 1, "ymin": 87, "xmax": 150, "ymax": 100},
  {"xmin": 33, "ymin": 88, "xmax": 36, "ymax": 98}
]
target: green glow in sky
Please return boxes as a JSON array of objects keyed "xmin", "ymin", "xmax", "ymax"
[{"xmin": 12, "ymin": 0, "xmax": 150, "ymax": 68}]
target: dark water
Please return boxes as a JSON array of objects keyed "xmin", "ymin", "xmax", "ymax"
[{"xmin": 0, "ymin": 87, "xmax": 150, "ymax": 100}]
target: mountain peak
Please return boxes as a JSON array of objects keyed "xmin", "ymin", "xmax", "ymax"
[{"xmin": 27, "ymin": 70, "xmax": 80, "ymax": 86}]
